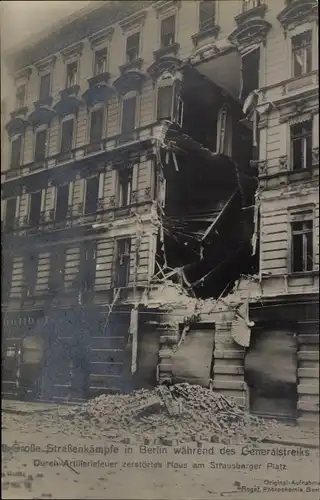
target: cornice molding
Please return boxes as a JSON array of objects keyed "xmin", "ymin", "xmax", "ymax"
[
  {"xmin": 88, "ymin": 26, "xmax": 115, "ymax": 48},
  {"xmin": 15, "ymin": 67, "xmax": 32, "ymax": 82},
  {"xmin": 34, "ymin": 55, "xmax": 57, "ymax": 74},
  {"xmin": 277, "ymin": 0, "xmax": 318, "ymax": 36},
  {"xmin": 119, "ymin": 11, "xmax": 147, "ymax": 33},
  {"xmin": 61, "ymin": 41, "xmax": 83, "ymax": 61},
  {"xmin": 153, "ymin": 0, "xmax": 181, "ymax": 18}
]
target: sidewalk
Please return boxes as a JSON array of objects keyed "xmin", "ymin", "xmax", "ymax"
[{"xmin": 2, "ymin": 399, "xmax": 79, "ymax": 415}]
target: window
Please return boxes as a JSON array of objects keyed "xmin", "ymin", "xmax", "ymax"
[
  {"xmin": 161, "ymin": 15, "xmax": 175, "ymax": 48},
  {"xmin": 79, "ymin": 241, "xmax": 97, "ymax": 292},
  {"xmin": 39, "ymin": 73, "xmax": 51, "ymax": 101},
  {"xmin": 115, "ymin": 238, "xmax": 131, "ymax": 287},
  {"xmin": 89, "ymin": 108, "xmax": 104, "ymax": 144},
  {"xmin": 10, "ymin": 135, "xmax": 22, "ymax": 169},
  {"xmin": 60, "ymin": 118, "xmax": 74, "ymax": 153},
  {"xmin": 121, "ymin": 96, "xmax": 136, "ymax": 140},
  {"xmin": 23, "ymin": 252, "xmax": 39, "ymax": 297},
  {"xmin": 4, "ymin": 198, "xmax": 17, "ymax": 232},
  {"xmin": 16, "ymin": 84, "xmax": 26, "ymax": 109},
  {"xmin": 126, "ymin": 33, "xmax": 140, "ymax": 63},
  {"xmin": 199, "ymin": 1, "xmax": 216, "ymax": 31},
  {"xmin": 118, "ymin": 168, "xmax": 132, "ymax": 207},
  {"xmin": 292, "ymin": 31, "xmax": 312, "ymax": 77},
  {"xmin": 34, "ymin": 129, "xmax": 47, "ymax": 162},
  {"xmin": 66, "ymin": 61, "xmax": 78, "ymax": 88},
  {"xmin": 48, "ymin": 248, "xmax": 66, "ymax": 293},
  {"xmin": 242, "ymin": 0, "xmax": 262, "ymax": 12},
  {"xmin": 94, "ymin": 48, "xmax": 108, "ymax": 75},
  {"xmin": 55, "ymin": 184, "xmax": 69, "ymax": 222},
  {"xmin": 291, "ymin": 219, "xmax": 313, "ymax": 272},
  {"xmin": 291, "ymin": 121, "xmax": 312, "ymax": 170},
  {"xmin": 157, "ymin": 85, "xmax": 174, "ymax": 121},
  {"xmin": 241, "ymin": 47, "xmax": 260, "ymax": 101},
  {"xmin": 29, "ymin": 191, "xmax": 42, "ymax": 227},
  {"xmin": 84, "ymin": 176, "xmax": 99, "ymax": 215}
]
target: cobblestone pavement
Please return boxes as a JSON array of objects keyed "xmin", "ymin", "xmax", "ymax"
[{"xmin": 2, "ymin": 404, "xmax": 320, "ymax": 500}]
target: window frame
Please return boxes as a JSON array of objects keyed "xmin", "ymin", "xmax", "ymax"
[
  {"xmin": 288, "ymin": 206, "xmax": 315, "ymax": 274},
  {"xmin": 93, "ymin": 47, "xmax": 108, "ymax": 76},
  {"xmin": 79, "ymin": 240, "xmax": 97, "ymax": 292},
  {"xmin": 88, "ymin": 106, "xmax": 105, "ymax": 145},
  {"xmin": 28, "ymin": 190, "xmax": 43, "ymax": 228},
  {"xmin": 84, "ymin": 175, "xmax": 100, "ymax": 215},
  {"xmin": 48, "ymin": 247, "xmax": 66, "ymax": 293},
  {"xmin": 4, "ymin": 197, "xmax": 17, "ymax": 232},
  {"xmin": 125, "ymin": 31, "xmax": 141, "ymax": 63},
  {"xmin": 34, "ymin": 127, "xmax": 48, "ymax": 162},
  {"xmin": 199, "ymin": 0, "xmax": 217, "ymax": 31},
  {"xmin": 291, "ymin": 30, "xmax": 313, "ymax": 78},
  {"xmin": 119, "ymin": 90, "xmax": 140, "ymax": 138},
  {"xmin": 59, "ymin": 115, "xmax": 76, "ymax": 154},
  {"xmin": 118, "ymin": 167, "xmax": 133, "ymax": 208},
  {"xmin": 10, "ymin": 134, "xmax": 23, "ymax": 170},
  {"xmin": 114, "ymin": 237, "xmax": 131, "ymax": 288},
  {"xmin": 160, "ymin": 14, "xmax": 176, "ymax": 49},
  {"xmin": 23, "ymin": 252, "xmax": 39, "ymax": 297},
  {"xmin": 15, "ymin": 84, "xmax": 26, "ymax": 109},
  {"xmin": 290, "ymin": 120, "xmax": 313, "ymax": 171},
  {"xmin": 38, "ymin": 72, "xmax": 52, "ymax": 101},
  {"xmin": 54, "ymin": 183, "xmax": 70, "ymax": 222},
  {"xmin": 65, "ymin": 60, "xmax": 79, "ymax": 88}
]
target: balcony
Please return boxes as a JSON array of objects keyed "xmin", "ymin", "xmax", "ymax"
[
  {"xmin": 153, "ymin": 42, "xmax": 180, "ymax": 61},
  {"xmin": 277, "ymin": 0, "xmax": 318, "ymax": 34},
  {"xmin": 119, "ymin": 57, "xmax": 144, "ymax": 74},
  {"xmin": 229, "ymin": 1, "xmax": 270, "ymax": 50}
]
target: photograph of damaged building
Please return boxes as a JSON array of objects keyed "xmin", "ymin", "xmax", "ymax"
[{"xmin": 2, "ymin": 0, "xmax": 319, "ymax": 427}]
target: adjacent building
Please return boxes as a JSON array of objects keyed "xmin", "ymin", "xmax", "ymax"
[{"xmin": 1, "ymin": 0, "xmax": 319, "ymax": 425}]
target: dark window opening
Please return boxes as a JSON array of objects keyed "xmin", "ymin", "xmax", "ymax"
[
  {"xmin": 66, "ymin": 61, "xmax": 78, "ymax": 88},
  {"xmin": 55, "ymin": 184, "xmax": 69, "ymax": 222},
  {"xmin": 39, "ymin": 73, "xmax": 51, "ymax": 100},
  {"xmin": 34, "ymin": 129, "xmax": 47, "ymax": 162},
  {"xmin": 94, "ymin": 48, "xmax": 108, "ymax": 75},
  {"xmin": 157, "ymin": 85, "xmax": 173, "ymax": 121},
  {"xmin": 118, "ymin": 168, "xmax": 132, "ymax": 207},
  {"xmin": 242, "ymin": 0, "xmax": 262, "ymax": 12},
  {"xmin": 115, "ymin": 238, "xmax": 131, "ymax": 287},
  {"xmin": 126, "ymin": 32, "xmax": 140, "ymax": 63},
  {"xmin": 4, "ymin": 198, "xmax": 17, "ymax": 232},
  {"xmin": 2, "ymin": 255, "xmax": 13, "ymax": 300},
  {"xmin": 161, "ymin": 15, "xmax": 175, "ymax": 48},
  {"xmin": 89, "ymin": 108, "xmax": 104, "ymax": 144},
  {"xmin": 292, "ymin": 219, "xmax": 313, "ymax": 272},
  {"xmin": 16, "ymin": 84, "xmax": 26, "ymax": 109},
  {"xmin": 241, "ymin": 48, "xmax": 260, "ymax": 102},
  {"xmin": 291, "ymin": 121, "xmax": 312, "ymax": 170},
  {"xmin": 48, "ymin": 248, "xmax": 66, "ymax": 293},
  {"xmin": 79, "ymin": 241, "xmax": 97, "ymax": 292},
  {"xmin": 29, "ymin": 191, "xmax": 42, "ymax": 227},
  {"xmin": 121, "ymin": 96, "xmax": 136, "ymax": 141},
  {"xmin": 84, "ymin": 176, "xmax": 99, "ymax": 215},
  {"xmin": 199, "ymin": 1, "xmax": 216, "ymax": 31},
  {"xmin": 10, "ymin": 135, "xmax": 22, "ymax": 169},
  {"xmin": 23, "ymin": 252, "xmax": 39, "ymax": 297},
  {"xmin": 292, "ymin": 31, "xmax": 312, "ymax": 78},
  {"xmin": 60, "ymin": 118, "xmax": 74, "ymax": 153}
]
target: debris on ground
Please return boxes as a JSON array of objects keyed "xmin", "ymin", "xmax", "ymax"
[{"xmin": 58, "ymin": 383, "xmax": 279, "ymax": 444}]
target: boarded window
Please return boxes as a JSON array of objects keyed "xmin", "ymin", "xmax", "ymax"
[
  {"xmin": 291, "ymin": 121, "xmax": 312, "ymax": 170},
  {"xmin": 157, "ymin": 86, "xmax": 173, "ymax": 121},
  {"xmin": 291, "ymin": 220, "xmax": 313, "ymax": 272},
  {"xmin": 55, "ymin": 184, "xmax": 69, "ymax": 222},
  {"xmin": 118, "ymin": 168, "xmax": 132, "ymax": 207},
  {"xmin": 79, "ymin": 241, "xmax": 97, "ymax": 292},
  {"xmin": 29, "ymin": 191, "xmax": 42, "ymax": 227},
  {"xmin": 115, "ymin": 238, "xmax": 131, "ymax": 287},
  {"xmin": 60, "ymin": 119, "xmax": 74, "ymax": 153},
  {"xmin": 66, "ymin": 61, "xmax": 78, "ymax": 87},
  {"xmin": 292, "ymin": 31, "xmax": 312, "ymax": 78},
  {"xmin": 34, "ymin": 129, "xmax": 47, "ymax": 161},
  {"xmin": 199, "ymin": 1, "xmax": 216, "ymax": 31},
  {"xmin": 4, "ymin": 198, "xmax": 17, "ymax": 232},
  {"xmin": 94, "ymin": 48, "xmax": 108, "ymax": 75},
  {"xmin": 90, "ymin": 108, "xmax": 104, "ymax": 144},
  {"xmin": 161, "ymin": 15, "xmax": 175, "ymax": 48},
  {"xmin": 84, "ymin": 176, "xmax": 99, "ymax": 215},
  {"xmin": 48, "ymin": 248, "xmax": 66, "ymax": 293},
  {"xmin": 39, "ymin": 73, "xmax": 51, "ymax": 100},
  {"xmin": 23, "ymin": 252, "xmax": 39, "ymax": 296},
  {"xmin": 16, "ymin": 84, "xmax": 26, "ymax": 109},
  {"xmin": 126, "ymin": 32, "xmax": 140, "ymax": 63},
  {"xmin": 10, "ymin": 135, "xmax": 22, "ymax": 169}
]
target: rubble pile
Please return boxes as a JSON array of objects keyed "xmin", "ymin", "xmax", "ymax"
[{"xmin": 62, "ymin": 383, "xmax": 278, "ymax": 444}]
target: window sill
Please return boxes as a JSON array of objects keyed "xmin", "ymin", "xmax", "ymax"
[
  {"xmin": 153, "ymin": 42, "xmax": 180, "ymax": 61},
  {"xmin": 288, "ymin": 168, "xmax": 313, "ymax": 182},
  {"xmin": 288, "ymin": 270, "xmax": 318, "ymax": 278},
  {"xmin": 88, "ymin": 72, "xmax": 110, "ymax": 88},
  {"xmin": 191, "ymin": 24, "xmax": 220, "ymax": 46},
  {"xmin": 119, "ymin": 57, "xmax": 144, "ymax": 73},
  {"xmin": 234, "ymin": 4, "xmax": 268, "ymax": 26}
]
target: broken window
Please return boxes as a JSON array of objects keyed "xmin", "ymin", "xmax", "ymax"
[
  {"xmin": 16, "ymin": 84, "xmax": 26, "ymax": 109},
  {"xmin": 94, "ymin": 48, "xmax": 108, "ymax": 75},
  {"xmin": 79, "ymin": 241, "xmax": 97, "ymax": 292},
  {"xmin": 29, "ymin": 191, "xmax": 42, "ymax": 227},
  {"xmin": 291, "ymin": 219, "xmax": 313, "ymax": 272},
  {"xmin": 60, "ymin": 118, "xmax": 74, "ymax": 153},
  {"xmin": 48, "ymin": 248, "xmax": 66, "ymax": 293},
  {"xmin": 66, "ymin": 61, "xmax": 78, "ymax": 88},
  {"xmin": 161, "ymin": 15, "xmax": 175, "ymax": 48},
  {"xmin": 126, "ymin": 32, "xmax": 140, "ymax": 63},
  {"xmin": 115, "ymin": 238, "xmax": 131, "ymax": 287},
  {"xmin": 292, "ymin": 31, "xmax": 312, "ymax": 78},
  {"xmin": 55, "ymin": 184, "xmax": 69, "ymax": 222},
  {"xmin": 199, "ymin": 1, "xmax": 216, "ymax": 31},
  {"xmin": 34, "ymin": 129, "xmax": 47, "ymax": 162},
  {"xmin": 23, "ymin": 252, "xmax": 39, "ymax": 297},
  {"xmin": 84, "ymin": 175, "xmax": 99, "ymax": 215},
  {"xmin": 121, "ymin": 95, "xmax": 136, "ymax": 141},
  {"xmin": 89, "ymin": 108, "xmax": 104, "ymax": 145},
  {"xmin": 241, "ymin": 47, "xmax": 260, "ymax": 101},
  {"xmin": 39, "ymin": 73, "xmax": 51, "ymax": 100},
  {"xmin": 4, "ymin": 198, "xmax": 17, "ymax": 232},
  {"xmin": 10, "ymin": 135, "xmax": 22, "ymax": 170},
  {"xmin": 118, "ymin": 168, "xmax": 132, "ymax": 207},
  {"xmin": 291, "ymin": 120, "xmax": 312, "ymax": 170}
]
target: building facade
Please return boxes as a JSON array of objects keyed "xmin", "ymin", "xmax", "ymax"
[{"xmin": 1, "ymin": 0, "xmax": 319, "ymax": 424}]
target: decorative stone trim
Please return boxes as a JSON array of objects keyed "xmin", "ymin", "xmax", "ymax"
[
  {"xmin": 312, "ymin": 147, "xmax": 319, "ymax": 166},
  {"xmin": 250, "ymin": 159, "xmax": 267, "ymax": 175},
  {"xmin": 119, "ymin": 57, "xmax": 144, "ymax": 73},
  {"xmin": 77, "ymin": 203, "xmax": 84, "ymax": 215},
  {"xmin": 153, "ymin": 0, "xmax": 181, "ymax": 18},
  {"xmin": 88, "ymin": 27, "xmax": 115, "ymax": 48},
  {"xmin": 153, "ymin": 42, "xmax": 180, "ymax": 60},
  {"xmin": 119, "ymin": 11, "xmax": 147, "ymax": 33},
  {"xmin": 131, "ymin": 190, "xmax": 138, "ymax": 203},
  {"xmin": 234, "ymin": 3, "xmax": 268, "ymax": 26},
  {"xmin": 34, "ymin": 55, "xmax": 57, "ymax": 74},
  {"xmin": 144, "ymin": 187, "xmax": 152, "ymax": 200},
  {"xmin": 61, "ymin": 42, "xmax": 83, "ymax": 62},
  {"xmin": 279, "ymin": 155, "xmax": 288, "ymax": 171},
  {"xmin": 277, "ymin": 0, "xmax": 318, "ymax": 36},
  {"xmin": 191, "ymin": 24, "xmax": 221, "ymax": 47},
  {"xmin": 228, "ymin": 18, "xmax": 271, "ymax": 50},
  {"xmin": 15, "ymin": 67, "xmax": 32, "ymax": 82}
]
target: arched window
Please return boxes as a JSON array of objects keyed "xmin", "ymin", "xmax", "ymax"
[{"xmin": 156, "ymin": 71, "xmax": 183, "ymax": 126}]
